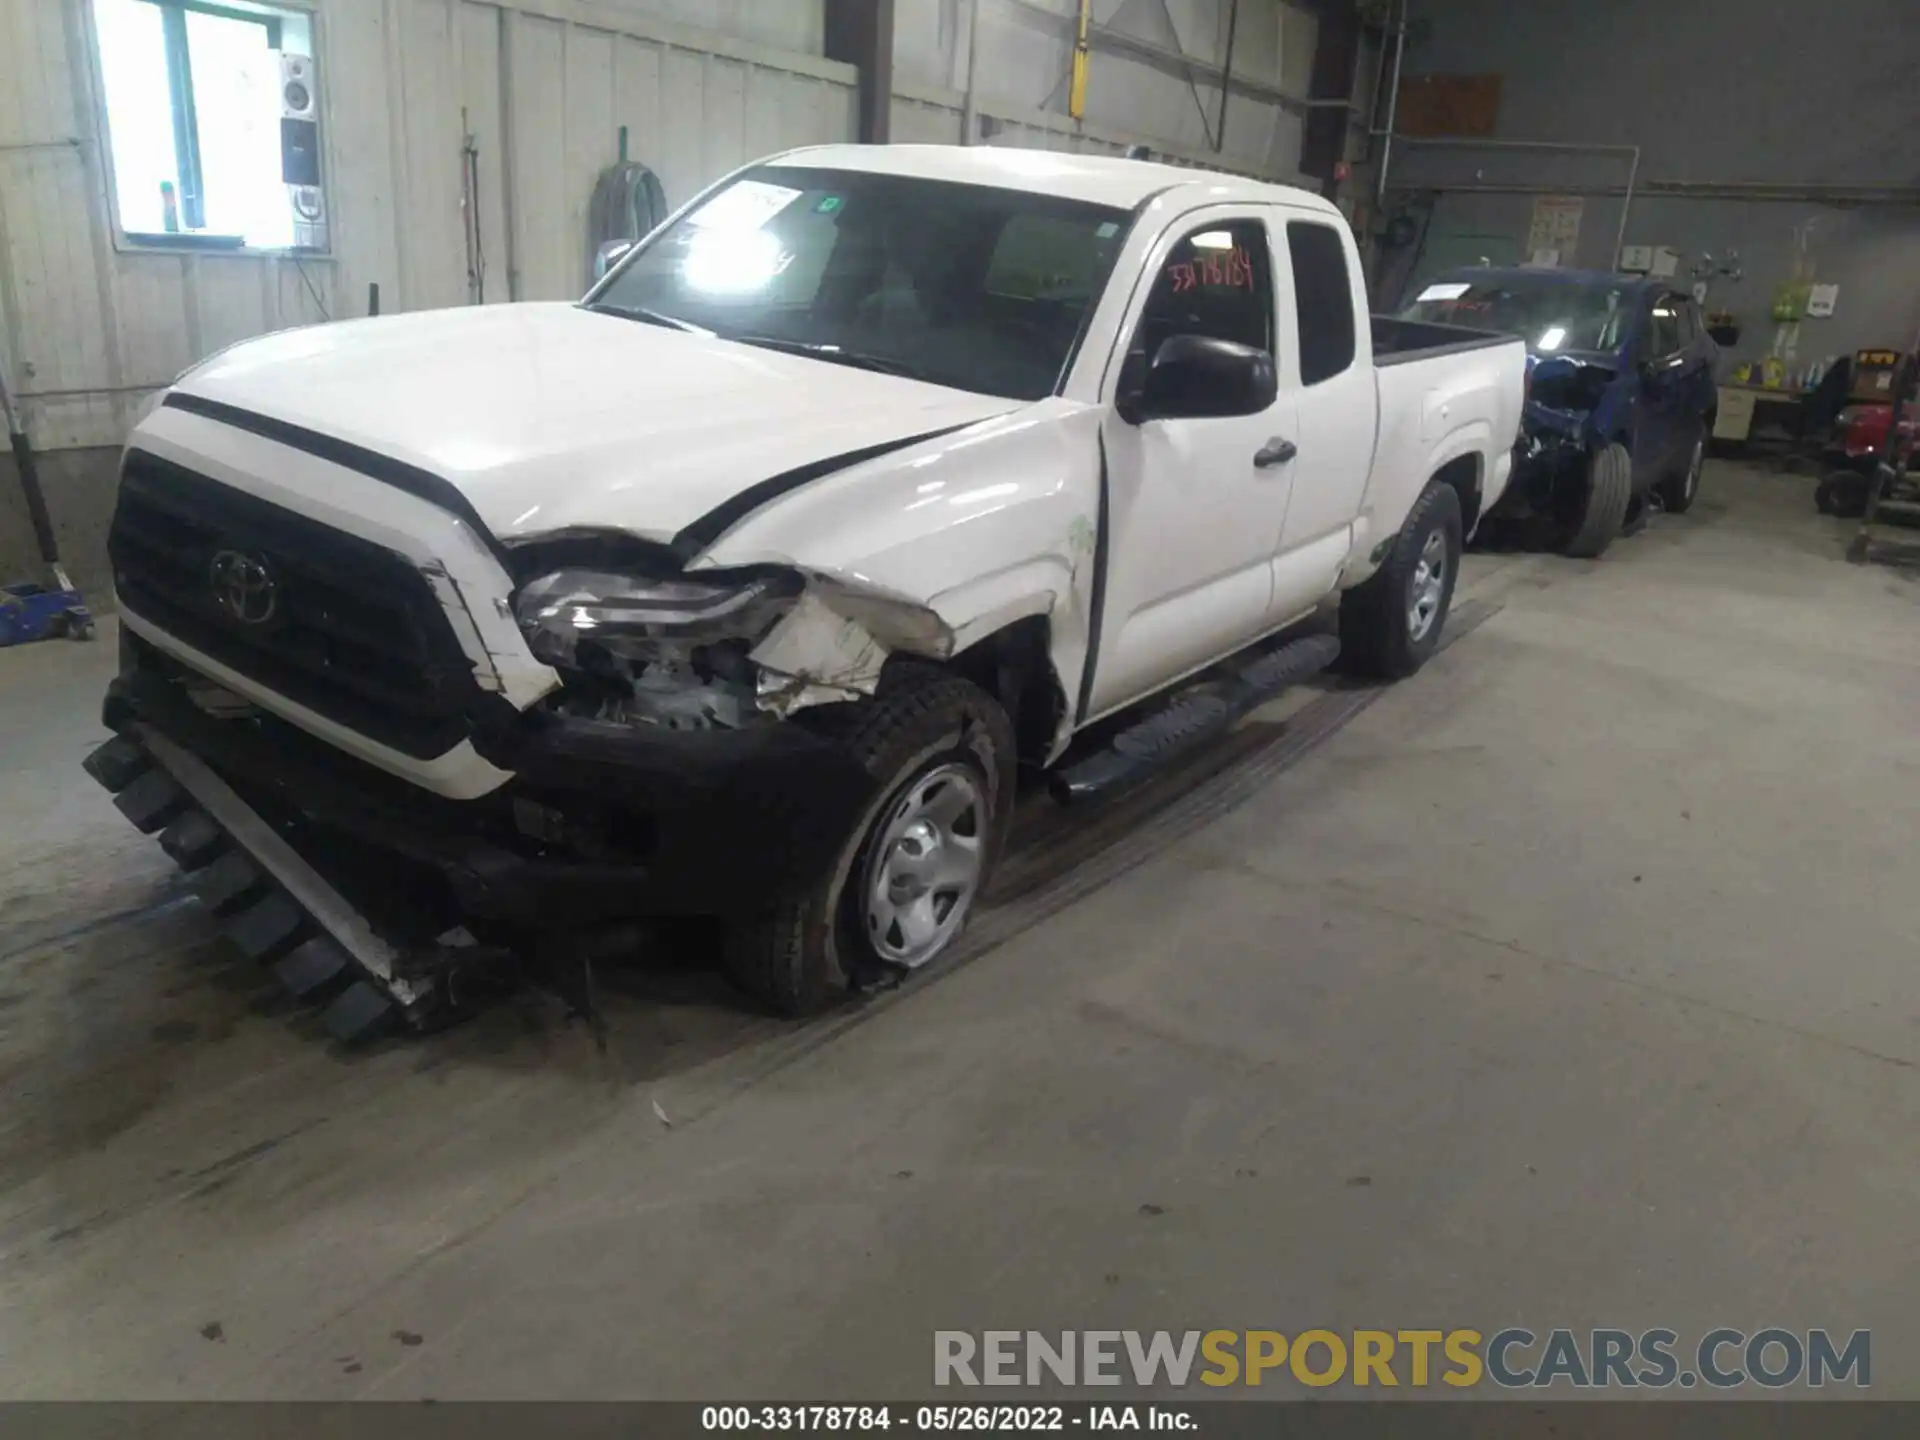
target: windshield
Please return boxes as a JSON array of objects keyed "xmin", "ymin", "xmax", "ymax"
[
  {"xmin": 1399, "ymin": 275, "xmax": 1629, "ymax": 354},
  {"xmin": 588, "ymin": 165, "xmax": 1131, "ymax": 401}
]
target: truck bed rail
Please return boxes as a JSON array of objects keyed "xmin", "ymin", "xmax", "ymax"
[{"xmin": 1372, "ymin": 315, "xmax": 1519, "ymax": 368}]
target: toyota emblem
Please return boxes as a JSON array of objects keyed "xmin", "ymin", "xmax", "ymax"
[{"xmin": 209, "ymin": 549, "xmax": 281, "ymax": 626}]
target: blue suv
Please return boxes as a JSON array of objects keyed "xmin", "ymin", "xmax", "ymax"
[{"xmin": 1400, "ymin": 268, "xmax": 1718, "ymax": 557}]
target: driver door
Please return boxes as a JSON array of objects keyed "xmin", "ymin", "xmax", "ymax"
[
  {"xmin": 1087, "ymin": 209, "xmax": 1299, "ymax": 718},
  {"xmin": 1632, "ymin": 293, "xmax": 1688, "ymax": 489}
]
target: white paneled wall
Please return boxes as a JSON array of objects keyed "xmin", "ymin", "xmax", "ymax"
[
  {"xmin": 1, "ymin": 0, "xmax": 1323, "ymax": 461},
  {"xmin": 590, "ymin": 0, "xmax": 823, "ymax": 57},
  {"xmin": 0, "ymin": 0, "xmax": 855, "ymax": 451}
]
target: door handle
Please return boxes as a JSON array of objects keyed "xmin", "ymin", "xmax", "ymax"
[{"xmin": 1253, "ymin": 437, "xmax": 1297, "ymax": 468}]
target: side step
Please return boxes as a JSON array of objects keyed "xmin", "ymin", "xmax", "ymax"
[
  {"xmin": 82, "ymin": 726, "xmax": 434, "ymax": 1041},
  {"xmin": 1052, "ymin": 632, "xmax": 1342, "ymax": 804}
]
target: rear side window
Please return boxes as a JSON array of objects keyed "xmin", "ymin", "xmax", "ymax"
[{"xmin": 1286, "ymin": 221, "xmax": 1357, "ymax": 384}]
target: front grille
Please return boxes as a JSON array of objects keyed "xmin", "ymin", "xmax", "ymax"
[{"xmin": 110, "ymin": 450, "xmax": 480, "ymax": 758}]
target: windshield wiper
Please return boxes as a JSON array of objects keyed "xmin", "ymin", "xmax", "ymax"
[
  {"xmin": 582, "ymin": 301, "xmax": 703, "ymax": 333},
  {"xmin": 723, "ymin": 334, "xmax": 927, "ymax": 381}
]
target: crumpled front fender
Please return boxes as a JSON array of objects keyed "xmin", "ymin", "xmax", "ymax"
[{"xmin": 697, "ymin": 400, "xmax": 1105, "ymax": 721}]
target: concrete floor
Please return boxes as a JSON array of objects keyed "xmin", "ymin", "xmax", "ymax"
[{"xmin": 2, "ymin": 460, "xmax": 1917, "ymax": 1400}]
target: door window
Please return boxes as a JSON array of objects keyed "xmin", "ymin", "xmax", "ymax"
[
  {"xmin": 1286, "ymin": 221, "xmax": 1358, "ymax": 384},
  {"xmin": 1646, "ymin": 297, "xmax": 1684, "ymax": 357},
  {"xmin": 1130, "ymin": 218, "xmax": 1275, "ymax": 367}
]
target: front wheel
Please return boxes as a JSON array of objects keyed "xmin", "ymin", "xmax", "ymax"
[
  {"xmin": 1561, "ymin": 442, "xmax": 1633, "ymax": 558},
  {"xmin": 721, "ymin": 672, "xmax": 1016, "ymax": 1016},
  {"xmin": 1339, "ymin": 478, "xmax": 1463, "ymax": 680}
]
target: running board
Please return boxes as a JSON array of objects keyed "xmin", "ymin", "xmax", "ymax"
[
  {"xmin": 83, "ymin": 726, "xmax": 443, "ymax": 1041},
  {"xmin": 1051, "ymin": 632, "xmax": 1342, "ymax": 804}
]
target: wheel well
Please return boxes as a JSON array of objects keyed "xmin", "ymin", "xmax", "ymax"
[
  {"xmin": 909, "ymin": 616, "xmax": 1064, "ymax": 766},
  {"xmin": 1433, "ymin": 452, "xmax": 1482, "ymax": 535}
]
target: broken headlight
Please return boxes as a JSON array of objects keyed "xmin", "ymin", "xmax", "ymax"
[
  {"xmin": 512, "ymin": 567, "xmax": 807, "ymax": 731},
  {"xmin": 513, "ymin": 566, "xmax": 803, "ymax": 667}
]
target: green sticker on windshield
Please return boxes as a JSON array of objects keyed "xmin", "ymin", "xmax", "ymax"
[{"xmin": 814, "ymin": 194, "xmax": 844, "ymax": 214}]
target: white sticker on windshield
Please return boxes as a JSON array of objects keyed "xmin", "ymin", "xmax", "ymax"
[
  {"xmin": 687, "ymin": 180, "xmax": 802, "ymax": 232},
  {"xmin": 1416, "ymin": 281, "xmax": 1472, "ymax": 301}
]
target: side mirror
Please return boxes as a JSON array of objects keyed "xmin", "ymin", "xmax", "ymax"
[
  {"xmin": 593, "ymin": 239, "xmax": 634, "ymax": 280},
  {"xmin": 1128, "ymin": 334, "xmax": 1276, "ymax": 422}
]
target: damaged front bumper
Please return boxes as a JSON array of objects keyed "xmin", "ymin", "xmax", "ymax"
[
  {"xmin": 1487, "ymin": 404, "xmax": 1594, "ymax": 522},
  {"xmin": 90, "ymin": 631, "xmax": 877, "ymax": 1035}
]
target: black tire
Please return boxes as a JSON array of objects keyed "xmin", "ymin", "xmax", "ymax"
[
  {"xmin": 1663, "ymin": 424, "xmax": 1706, "ymax": 515},
  {"xmin": 1339, "ymin": 478, "xmax": 1462, "ymax": 680},
  {"xmin": 1563, "ymin": 442, "xmax": 1632, "ymax": 558},
  {"xmin": 721, "ymin": 671, "xmax": 1016, "ymax": 1016},
  {"xmin": 1817, "ymin": 470, "xmax": 1869, "ymax": 519}
]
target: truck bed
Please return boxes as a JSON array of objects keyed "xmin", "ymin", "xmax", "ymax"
[
  {"xmin": 1352, "ymin": 318, "xmax": 1528, "ymax": 570},
  {"xmin": 1371, "ymin": 315, "xmax": 1517, "ymax": 368}
]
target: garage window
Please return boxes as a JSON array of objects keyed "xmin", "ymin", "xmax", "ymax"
[
  {"xmin": 92, "ymin": 0, "xmax": 324, "ymax": 251},
  {"xmin": 1286, "ymin": 221, "xmax": 1357, "ymax": 385}
]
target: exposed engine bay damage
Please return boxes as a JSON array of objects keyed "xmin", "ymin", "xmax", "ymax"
[
  {"xmin": 751, "ymin": 586, "xmax": 954, "ymax": 718},
  {"xmin": 1525, "ymin": 354, "xmax": 1617, "ymax": 443},
  {"xmin": 1500, "ymin": 355, "xmax": 1622, "ymax": 520},
  {"xmin": 750, "ymin": 594, "xmax": 885, "ymax": 716},
  {"xmin": 505, "ymin": 531, "xmax": 955, "ymax": 730}
]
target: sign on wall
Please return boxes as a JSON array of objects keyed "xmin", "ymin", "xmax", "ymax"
[
  {"xmin": 1395, "ymin": 75, "xmax": 1504, "ymax": 137},
  {"xmin": 1527, "ymin": 196, "xmax": 1584, "ymax": 266}
]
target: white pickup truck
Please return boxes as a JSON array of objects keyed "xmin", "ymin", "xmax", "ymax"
[{"xmin": 87, "ymin": 144, "xmax": 1524, "ymax": 1032}]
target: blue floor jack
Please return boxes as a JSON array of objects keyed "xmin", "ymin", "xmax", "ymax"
[{"xmin": 1, "ymin": 362, "xmax": 93, "ymax": 647}]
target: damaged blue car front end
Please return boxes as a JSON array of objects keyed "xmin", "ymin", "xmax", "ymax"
[
  {"xmin": 1505, "ymin": 349, "xmax": 1630, "ymax": 521},
  {"xmin": 1399, "ymin": 269, "xmax": 1650, "ymax": 523}
]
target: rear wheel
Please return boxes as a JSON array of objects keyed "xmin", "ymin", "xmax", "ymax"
[
  {"xmin": 1561, "ymin": 442, "xmax": 1632, "ymax": 558},
  {"xmin": 721, "ymin": 672, "xmax": 1016, "ymax": 1016},
  {"xmin": 1339, "ymin": 478, "xmax": 1462, "ymax": 680},
  {"xmin": 1663, "ymin": 425, "xmax": 1706, "ymax": 514}
]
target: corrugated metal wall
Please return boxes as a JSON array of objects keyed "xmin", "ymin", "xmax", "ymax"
[
  {"xmin": 0, "ymin": 0, "xmax": 856, "ymax": 453},
  {"xmin": 891, "ymin": 78, "xmax": 1312, "ymax": 188},
  {"xmin": 891, "ymin": 0, "xmax": 1317, "ymax": 184},
  {"xmin": 1383, "ymin": 0, "xmax": 1920, "ymax": 354}
]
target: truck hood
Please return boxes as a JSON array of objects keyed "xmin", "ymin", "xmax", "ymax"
[{"xmin": 171, "ymin": 302, "xmax": 1022, "ymax": 545}]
